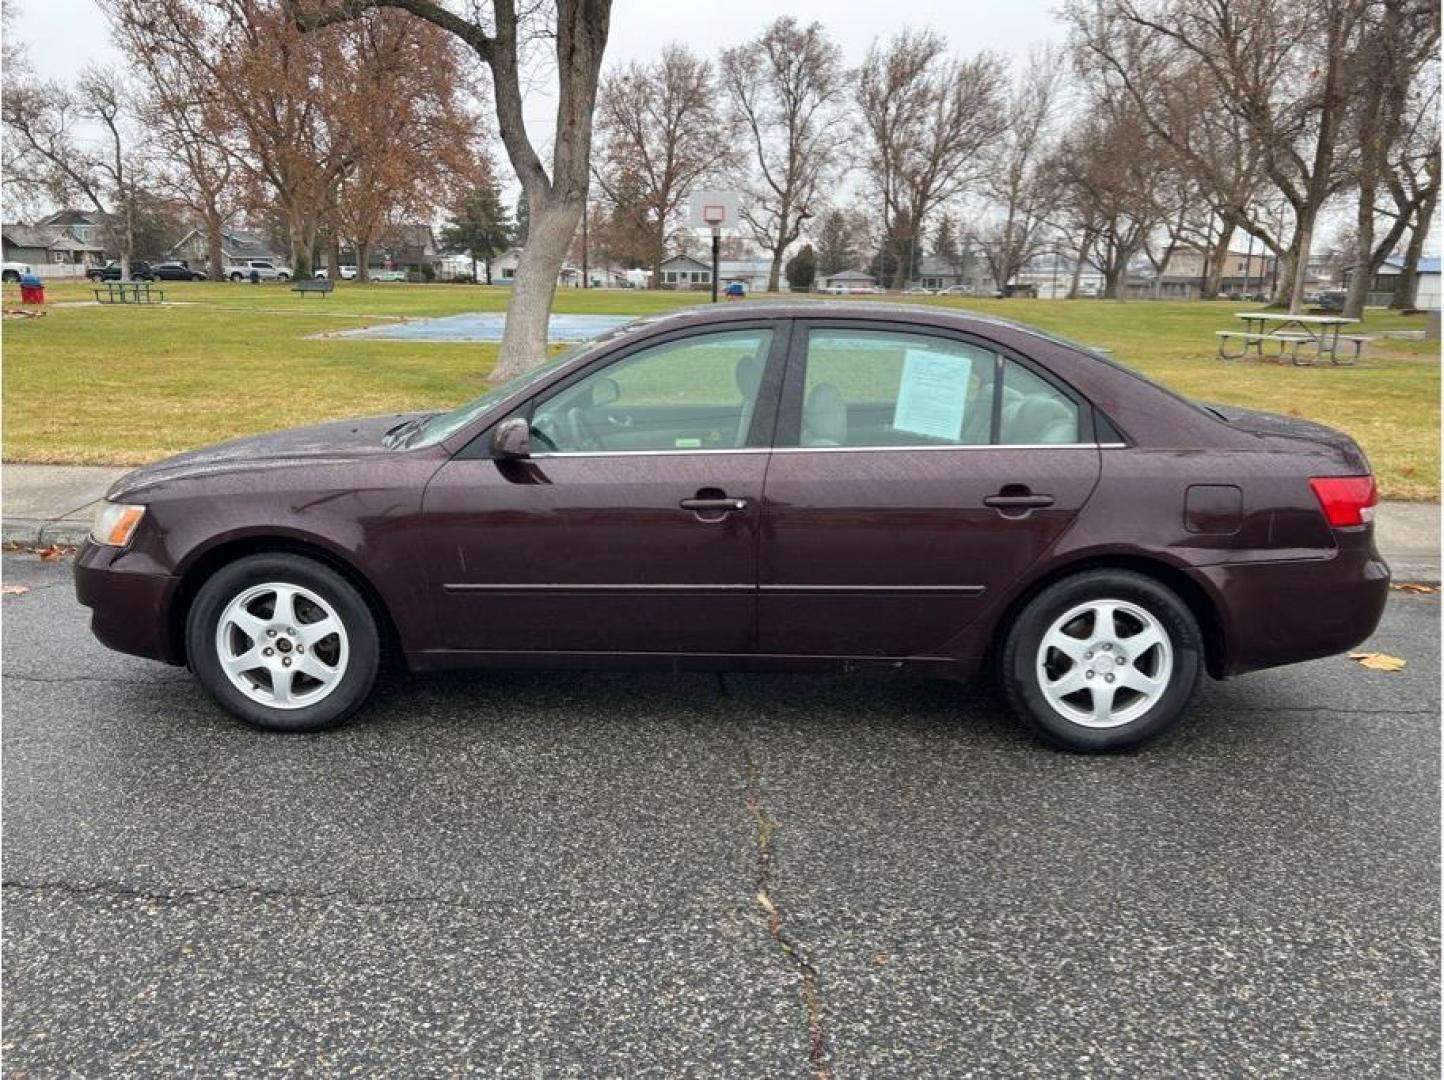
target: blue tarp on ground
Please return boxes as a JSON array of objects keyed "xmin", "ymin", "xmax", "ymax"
[{"xmin": 336, "ymin": 313, "xmax": 635, "ymax": 343}]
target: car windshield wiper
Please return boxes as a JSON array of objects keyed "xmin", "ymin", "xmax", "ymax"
[{"xmin": 381, "ymin": 413, "xmax": 436, "ymax": 449}]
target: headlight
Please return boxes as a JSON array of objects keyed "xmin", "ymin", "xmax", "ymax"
[{"xmin": 91, "ymin": 502, "xmax": 146, "ymax": 547}]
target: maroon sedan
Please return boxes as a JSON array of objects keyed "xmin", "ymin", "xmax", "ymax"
[{"xmin": 75, "ymin": 303, "xmax": 1388, "ymax": 750}]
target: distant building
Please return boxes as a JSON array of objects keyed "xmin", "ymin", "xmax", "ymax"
[
  {"xmin": 1, "ymin": 222, "xmax": 105, "ymax": 275},
  {"xmin": 37, "ymin": 209, "xmax": 115, "ymax": 253},
  {"xmin": 659, "ymin": 254, "xmax": 713, "ymax": 290},
  {"xmin": 1156, "ymin": 246, "xmax": 1279, "ymax": 299},
  {"xmin": 1345, "ymin": 256, "xmax": 1441, "ymax": 308},
  {"xmin": 170, "ymin": 227, "xmax": 285, "ymax": 274},
  {"xmin": 717, "ymin": 257, "xmax": 787, "ymax": 293},
  {"xmin": 819, "ymin": 268, "xmax": 876, "ymax": 292}
]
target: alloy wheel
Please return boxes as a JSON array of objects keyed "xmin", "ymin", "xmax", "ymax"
[
  {"xmin": 1035, "ymin": 599, "xmax": 1174, "ymax": 729},
  {"xmin": 214, "ymin": 582, "xmax": 349, "ymax": 710}
]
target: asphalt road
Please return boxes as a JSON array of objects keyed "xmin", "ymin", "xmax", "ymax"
[{"xmin": 2, "ymin": 551, "xmax": 1438, "ymax": 1077}]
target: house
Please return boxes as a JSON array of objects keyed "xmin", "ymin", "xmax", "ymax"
[
  {"xmin": 1, "ymin": 222, "xmax": 105, "ymax": 277},
  {"xmin": 1156, "ymin": 246, "xmax": 1279, "ymax": 299},
  {"xmin": 1345, "ymin": 255, "xmax": 1441, "ymax": 308},
  {"xmin": 37, "ymin": 209, "xmax": 115, "ymax": 252},
  {"xmin": 717, "ymin": 257, "xmax": 786, "ymax": 293},
  {"xmin": 170, "ymin": 227, "xmax": 285, "ymax": 274},
  {"xmin": 659, "ymin": 254, "xmax": 713, "ymax": 290},
  {"xmin": 820, "ymin": 268, "xmax": 876, "ymax": 292},
  {"xmin": 369, "ymin": 223, "xmax": 440, "ymax": 275},
  {"xmin": 490, "ymin": 247, "xmax": 591, "ymax": 287}
]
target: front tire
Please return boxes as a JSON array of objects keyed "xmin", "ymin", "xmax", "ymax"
[
  {"xmin": 230, "ymin": 272, "xmax": 243, "ymax": 282},
  {"xmin": 1000, "ymin": 570, "xmax": 1202, "ymax": 752},
  {"xmin": 186, "ymin": 554, "xmax": 381, "ymax": 732}
]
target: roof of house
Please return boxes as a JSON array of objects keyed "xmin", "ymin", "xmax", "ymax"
[
  {"xmin": 1383, "ymin": 256, "xmax": 1441, "ymax": 275},
  {"xmin": 39, "ymin": 209, "xmax": 110, "ymax": 227},
  {"xmin": 661, "ymin": 254, "xmax": 711, "ymax": 271},
  {"xmin": 916, "ymin": 255, "xmax": 965, "ymax": 276},
  {"xmin": 2, "ymin": 222, "xmax": 105, "ymax": 252},
  {"xmin": 825, "ymin": 268, "xmax": 876, "ymax": 281}
]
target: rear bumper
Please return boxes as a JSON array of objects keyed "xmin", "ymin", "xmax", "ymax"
[
  {"xmin": 1201, "ymin": 532, "xmax": 1390, "ymax": 676},
  {"xmin": 73, "ymin": 540, "xmax": 183, "ymax": 665}
]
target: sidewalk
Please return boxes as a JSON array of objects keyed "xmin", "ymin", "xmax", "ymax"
[{"xmin": 2, "ymin": 462, "xmax": 1439, "ymax": 582}]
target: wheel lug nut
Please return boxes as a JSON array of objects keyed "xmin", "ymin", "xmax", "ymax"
[
  {"xmin": 282, "ymin": 657, "xmax": 291, "ymax": 667},
  {"xmin": 1085, "ymin": 670, "xmax": 1095, "ymax": 679},
  {"xmin": 1105, "ymin": 673, "xmax": 1115, "ymax": 683},
  {"xmin": 296, "ymin": 645, "xmax": 304, "ymax": 653},
  {"xmin": 1084, "ymin": 651, "xmax": 1093, "ymax": 660},
  {"xmin": 263, "ymin": 647, "xmax": 273, "ymax": 656},
  {"xmin": 267, "ymin": 629, "xmax": 277, "ymax": 638}
]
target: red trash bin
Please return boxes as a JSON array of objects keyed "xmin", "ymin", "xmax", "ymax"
[{"xmin": 19, "ymin": 274, "xmax": 44, "ymax": 305}]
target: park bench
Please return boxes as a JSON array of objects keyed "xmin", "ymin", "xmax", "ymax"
[
  {"xmin": 292, "ymin": 278, "xmax": 335, "ymax": 298},
  {"xmin": 92, "ymin": 282, "xmax": 164, "ymax": 305},
  {"xmin": 1332, "ymin": 334, "xmax": 1373, "ymax": 365},
  {"xmin": 1215, "ymin": 330, "xmax": 1306, "ymax": 361}
]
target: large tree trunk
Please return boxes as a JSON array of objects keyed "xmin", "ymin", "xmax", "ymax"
[
  {"xmin": 1270, "ymin": 240, "xmax": 1298, "ymax": 310},
  {"xmin": 287, "ymin": 204, "xmax": 318, "ymax": 279},
  {"xmin": 328, "ymin": 233, "xmax": 343, "ymax": 279},
  {"xmin": 1203, "ymin": 214, "xmax": 1236, "ymax": 301},
  {"xmin": 205, "ymin": 208, "xmax": 226, "ymax": 282},
  {"xmin": 493, "ymin": 199, "xmax": 582, "ymax": 380},
  {"xmin": 357, "ymin": 239, "xmax": 371, "ymax": 283},
  {"xmin": 1391, "ymin": 187, "xmax": 1437, "ymax": 309},
  {"xmin": 766, "ymin": 246, "xmax": 783, "ymax": 294},
  {"xmin": 1342, "ymin": 183, "xmax": 1378, "ymax": 320}
]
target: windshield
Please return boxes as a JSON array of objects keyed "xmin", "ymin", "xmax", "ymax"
[{"xmin": 407, "ymin": 317, "xmax": 654, "ymax": 448}]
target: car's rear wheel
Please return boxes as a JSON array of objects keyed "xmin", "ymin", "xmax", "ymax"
[
  {"xmin": 230, "ymin": 272, "xmax": 243, "ymax": 282},
  {"xmin": 186, "ymin": 554, "xmax": 380, "ymax": 732},
  {"xmin": 277, "ymin": 272, "xmax": 289, "ymax": 281},
  {"xmin": 2, "ymin": 270, "xmax": 19, "ymax": 284},
  {"xmin": 1000, "ymin": 570, "xmax": 1202, "ymax": 752}
]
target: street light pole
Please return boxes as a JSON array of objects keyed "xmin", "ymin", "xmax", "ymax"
[{"xmin": 711, "ymin": 227, "xmax": 720, "ymax": 304}]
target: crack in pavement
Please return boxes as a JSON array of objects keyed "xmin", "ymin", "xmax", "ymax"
[
  {"xmin": 744, "ymin": 757, "xmax": 834, "ymax": 1079},
  {"xmin": 2, "ymin": 673, "xmax": 192, "ymax": 686},
  {"xmin": 717, "ymin": 673, "xmax": 834, "ymax": 1077}
]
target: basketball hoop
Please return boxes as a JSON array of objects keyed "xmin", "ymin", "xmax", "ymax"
[{"xmin": 687, "ymin": 190, "xmax": 742, "ymax": 304}]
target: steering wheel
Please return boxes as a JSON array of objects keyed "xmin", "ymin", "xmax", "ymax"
[
  {"xmin": 529, "ymin": 413, "xmax": 560, "ymax": 452},
  {"xmin": 565, "ymin": 407, "xmax": 604, "ymax": 451}
]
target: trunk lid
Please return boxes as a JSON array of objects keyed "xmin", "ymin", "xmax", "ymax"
[{"xmin": 1202, "ymin": 403, "xmax": 1372, "ymax": 474}]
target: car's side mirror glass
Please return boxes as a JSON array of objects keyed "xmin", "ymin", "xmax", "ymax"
[
  {"xmin": 591, "ymin": 376, "xmax": 621, "ymax": 408},
  {"xmin": 491, "ymin": 416, "xmax": 531, "ymax": 460}
]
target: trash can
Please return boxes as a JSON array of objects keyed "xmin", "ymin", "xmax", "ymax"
[{"xmin": 18, "ymin": 273, "xmax": 44, "ymax": 305}]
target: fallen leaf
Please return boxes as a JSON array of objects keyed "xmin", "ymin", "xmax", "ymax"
[
  {"xmin": 1391, "ymin": 582, "xmax": 1440, "ymax": 593},
  {"xmin": 34, "ymin": 544, "xmax": 73, "ymax": 561},
  {"xmin": 1348, "ymin": 651, "xmax": 1407, "ymax": 672},
  {"xmin": 0, "ymin": 584, "xmax": 29, "ymax": 596}
]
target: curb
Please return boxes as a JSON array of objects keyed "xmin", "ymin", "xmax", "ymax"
[{"xmin": 2, "ymin": 518, "xmax": 92, "ymax": 547}]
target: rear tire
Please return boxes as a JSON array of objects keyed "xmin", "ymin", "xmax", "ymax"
[
  {"xmin": 186, "ymin": 554, "xmax": 381, "ymax": 732},
  {"xmin": 1000, "ymin": 570, "xmax": 1202, "ymax": 752}
]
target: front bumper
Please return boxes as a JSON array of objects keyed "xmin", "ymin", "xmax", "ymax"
[
  {"xmin": 74, "ymin": 540, "xmax": 183, "ymax": 665},
  {"xmin": 1200, "ymin": 533, "xmax": 1390, "ymax": 677}
]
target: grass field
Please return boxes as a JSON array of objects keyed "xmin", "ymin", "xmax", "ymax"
[{"xmin": 2, "ymin": 279, "xmax": 1437, "ymax": 500}]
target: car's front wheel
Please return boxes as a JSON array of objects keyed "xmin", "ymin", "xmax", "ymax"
[
  {"xmin": 1000, "ymin": 570, "xmax": 1202, "ymax": 752},
  {"xmin": 276, "ymin": 272, "xmax": 290, "ymax": 281},
  {"xmin": 186, "ymin": 554, "xmax": 380, "ymax": 732}
]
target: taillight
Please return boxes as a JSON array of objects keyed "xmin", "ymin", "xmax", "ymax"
[{"xmin": 1309, "ymin": 475, "xmax": 1378, "ymax": 527}]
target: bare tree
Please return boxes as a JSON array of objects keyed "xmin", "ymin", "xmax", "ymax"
[
  {"xmin": 108, "ymin": 1, "xmax": 239, "ymax": 279},
  {"xmin": 720, "ymin": 17, "xmax": 845, "ymax": 293},
  {"xmin": 1388, "ymin": 63, "xmax": 1441, "ymax": 308},
  {"xmin": 1340, "ymin": 1, "xmax": 1439, "ymax": 317},
  {"xmin": 2, "ymin": 65, "xmax": 140, "ymax": 277},
  {"xmin": 856, "ymin": 30, "xmax": 1007, "ymax": 290},
  {"xmin": 1097, "ymin": 0, "xmax": 1372, "ymax": 312},
  {"xmin": 982, "ymin": 48, "xmax": 1061, "ymax": 295},
  {"xmin": 303, "ymin": 0, "xmax": 611, "ymax": 378},
  {"xmin": 592, "ymin": 45, "xmax": 734, "ymax": 289}
]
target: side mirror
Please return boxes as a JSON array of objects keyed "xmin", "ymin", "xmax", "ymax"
[{"xmin": 491, "ymin": 416, "xmax": 532, "ymax": 460}]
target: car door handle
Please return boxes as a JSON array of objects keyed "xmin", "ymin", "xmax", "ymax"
[
  {"xmin": 983, "ymin": 492, "xmax": 1055, "ymax": 509},
  {"xmin": 680, "ymin": 497, "xmax": 749, "ymax": 513}
]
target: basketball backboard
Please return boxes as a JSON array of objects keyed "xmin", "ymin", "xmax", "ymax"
[{"xmin": 687, "ymin": 190, "xmax": 741, "ymax": 233}]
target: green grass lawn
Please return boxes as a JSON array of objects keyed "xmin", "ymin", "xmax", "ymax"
[{"xmin": 3, "ymin": 279, "xmax": 1437, "ymax": 500}]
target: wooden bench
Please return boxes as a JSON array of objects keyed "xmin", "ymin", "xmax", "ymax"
[
  {"xmin": 1215, "ymin": 330, "xmax": 1301, "ymax": 361},
  {"xmin": 292, "ymin": 278, "xmax": 335, "ymax": 298},
  {"xmin": 92, "ymin": 282, "xmax": 164, "ymax": 305}
]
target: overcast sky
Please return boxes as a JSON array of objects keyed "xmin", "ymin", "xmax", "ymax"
[{"xmin": 10, "ymin": 0, "xmax": 1063, "ymax": 173}]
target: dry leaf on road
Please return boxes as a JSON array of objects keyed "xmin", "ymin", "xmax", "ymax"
[
  {"xmin": 1391, "ymin": 583, "xmax": 1440, "ymax": 594},
  {"xmin": 0, "ymin": 584, "xmax": 29, "ymax": 596},
  {"xmin": 1348, "ymin": 652, "xmax": 1407, "ymax": 672}
]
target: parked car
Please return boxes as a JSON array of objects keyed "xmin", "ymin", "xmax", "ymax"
[
  {"xmin": 370, "ymin": 268, "xmax": 407, "ymax": 282},
  {"xmin": 227, "ymin": 260, "xmax": 291, "ymax": 282},
  {"xmin": 75, "ymin": 302, "xmax": 1388, "ymax": 751},
  {"xmin": 903, "ymin": 286, "xmax": 934, "ymax": 295},
  {"xmin": 152, "ymin": 262, "xmax": 208, "ymax": 281},
  {"xmin": 2, "ymin": 260, "xmax": 32, "ymax": 283},
  {"xmin": 1314, "ymin": 289, "xmax": 1347, "ymax": 311},
  {"xmin": 89, "ymin": 260, "xmax": 157, "ymax": 282},
  {"xmin": 313, "ymin": 266, "xmax": 358, "ymax": 280},
  {"xmin": 937, "ymin": 285, "xmax": 975, "ymax": 297}
]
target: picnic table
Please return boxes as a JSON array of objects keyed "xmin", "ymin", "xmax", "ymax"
[
  {"xmin": 92, "ymin": 281, "xmax": 165, "ymax": 305},
  {"xmin": 1217, "ymin": 312, "xmax": 1367, "ymax": 365}
]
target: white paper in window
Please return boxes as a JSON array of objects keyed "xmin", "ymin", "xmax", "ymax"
[{"xmin": 892, "ymin": 347, "xmax": 973, "ymax": 440}]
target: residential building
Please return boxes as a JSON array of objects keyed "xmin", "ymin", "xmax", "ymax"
[
  {"xmin": 170, "ymin": 227, "xmax": 285, "ymax": 274},
  {"xmin": 1, "ymin": 222, "xmax": 105, "ymax": 277},
  {"xmin": 659, "ymin": 254, "xmax": 713, "ymax": 290},
  {"xmin": 819, "ymin": 268, "xmax": 877, "ymax": 292},
  {"xmin": 37, "ymin": 209, "xmax": 115, "ymax": 252},
  {"xmin": 1155, "ymin": 246, "xmax": 1279, "ymax": 299},
  {"xmin": 1344, "ymin": 256, "xmax": 1441, "ymax": 308}
]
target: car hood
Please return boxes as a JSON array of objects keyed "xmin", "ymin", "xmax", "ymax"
[{"xmin": 107, "ymin": 412, "xmax": 429, "ymax": 500}]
